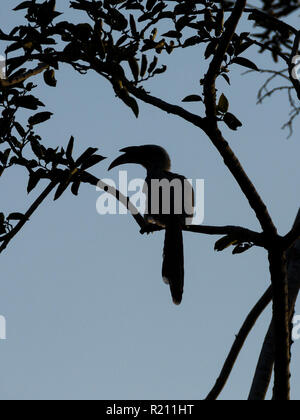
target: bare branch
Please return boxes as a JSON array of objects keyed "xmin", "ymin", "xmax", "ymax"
[
  {"xmin": 205, "ymin": 286, "xmax": 272, "ymax": 400},
  {"xmin": 127, "ymin": 84, "xmax": 206, "ymax": 130},
  {"xmin": 288, "ymin": 30, "xmax": 300, "ymax": 100},
  {"xmin": 81, "ymin": 171, "xmax": 264, "ymax": 244},
  {"xmin": 0, "ymin": 63, "xmax": 49, "ymax": 89},
  {"xmin": 283, "ymin": 208, "xmax": 300, "ymax": 249},
  {"xmin": 249, "ymin": 209, "xmax": 300, "ymax": 400}
]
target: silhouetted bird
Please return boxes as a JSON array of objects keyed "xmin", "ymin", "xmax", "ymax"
[{"xmin": 109, "ymin": 145, "xmax": 194, "ymax": 305}]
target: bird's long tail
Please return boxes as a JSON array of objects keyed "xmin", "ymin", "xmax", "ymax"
[{"xmin": 162, "ymin": 219, "xmax": 184, "ymax": 305}]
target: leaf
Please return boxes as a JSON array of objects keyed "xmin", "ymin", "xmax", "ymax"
[
  {"xmin": 13, "ymin": 1, "xmax": 32, "ymax": 11},
  {"xmin": 183, "ymin": 36, "xmax": 201, "ymax": 48},
  {"xmin": 152, "ymin": 2, "xmax": 167, "ymax": 15},
  {"xmin": 76, "ymin": 147, "xmax": 98, "ymax": 166},
  {"xmin": 0, "ymin": 211, "xmax": 6, "ymax": 233},
  {"xmin": 152, "ymin": 65, "xmax": 167, "ymax": 76},
  {"xmin": 0, "ymin": 149, "xmax": 11, "ymax": 166},
  {"xmin": 71, "ymin": 180, "xmax": 81, "ymax": 196},
  {"xmin": 13, "ymin": 95, "xmax": 45, "ymax": 111},
  {"xmin": 162, "ymin": 30, "xmax": 182, "ymax": 39},
  {"xmin": 6, "ymin": 56, "xmax": 27, "ymax": 75},
  {"xmin": 150, "ymin": 28, "xmax": 157, "ymax": 41},
  {"xmin": 231, "ymin": 57, "xmax": 259, "ymax": 71},
  {"xmin": 80, "ymin": 155, "xmax": 106, "ymax": 170},
  {"xmin": 204, "ymin": 9, "xmax": 214, "ymax": 31},
  {"xmin": 123, "ymin": 2, "xmax": 143, "ymax": 11},
  {"xmin": 182, "ymin": 95, "xmax": 203, "ymax": 103},
  {"xmin": 75, "ymin": 23, "xmax": 92, "ymax": 41},
  {"xmin": 217, "ymin": 93, "xmax": 229, "ymax": 114},
  {"xmin": 5, "ymin": 42, "xmax": 23, "ymax": 54},
  {"xmin": 176, "ymin": 15, "xmax": 196, "ymax": 32},
  {"xmin": 54, "ymin": 181, "xmax": 70, "ymax": 201},
  {"xmin": 166, "ymin": 41, "xmax": 175, "ymax": 54},
  {"xmin": 27, "ymin": 171, "xmax": 41, "ymax": 194},
  {"xmin": 63, "ymin": 41, "xmax": 82, "ymax": 61},
  {"xmin": 236, "ymin": 40, "xmax": 255, "ymax": 56},
  {"xmin": 223, "ymin": 112, "xmax": 243, "ymax": 131},
  {"xmin": 119, "ymin": 90, "xmax": 139, "ymax": 118},
  {"xmin": 108, "ymin": 0, "xmax": 126, "ymax": 5},
  {"xmin": 214, "ymin": 235, "xmax": 239, "ymax": 252},
  {"xmin": 205, "ymin": 39, "xmax": 219, "ymax": 59},
  {"xmin": 232, "ymin": 243, "xmax": 253, "ymax": 255},
  {"xmin": 138, "ymin": 12, "xmax": 152, "ymax": 23},
  {"xmin": 109, "ymin": 9, "xmax": 128, "ymax": 31},
  {"xmin": 141, "ymin": 39, "xmax": 156, "ymax": 52},
  {"xmin": 221, "ymin": 73, "xmax": 231, "ymax": 85},
  {"xmin": 140, "ymin": 54, "xmax": 148, "ymax": 78},
  {"xmin": 129, "ymin": 14, "xmax": 138, "ymax": 37},
  {"xmin": 128, "ymin": 57, "xmax": 139, "ymax": 82},
  {"xmin": 7, "ymin": 212, "xmax": 27, "ymax": 221},
  {"xmin": 155, "ymin": 39, "xmax": 165, "ymax": 52},
  {"xmin": 146, "ymin": 0, "xmax": 157, "ymax": 11},
  {"xmin": 28, "ymin": 112, "xmax": 53, "ymax": 126},
  {"xmin": 43, "ymin": 69, "xmax": 57, "ymax": 87},
  {"xmin": 148, "ymin": 56, "xmax": 158, "ymax": 73},
  {"xmin": 116, "ymin": 34, "xmax": 128, "ymax": 47},
  {"xmin": 31, "ymin": 140, "xmax": 44, "ymax": 160},
  {"xmin": 14, "ymin": 122, "xmax": 26, "ymax": 137},
  {"xmin": 66, "ymin": 136, "xmax": 74, "ymax": 162}
]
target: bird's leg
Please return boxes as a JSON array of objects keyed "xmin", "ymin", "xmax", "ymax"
[{"xmin": 140, "ymin": 216, "xmax": 164, "ymax": 235}]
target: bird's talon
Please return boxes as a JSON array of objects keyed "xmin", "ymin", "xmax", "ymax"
[{"xmin": 140, "ymin": 225, "xmax": 154, "ymax": 235}]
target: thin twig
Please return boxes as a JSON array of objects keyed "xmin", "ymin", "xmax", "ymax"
[{"xmin": 0, "ymin": 180, "xmax": 58, "ymax": 254}]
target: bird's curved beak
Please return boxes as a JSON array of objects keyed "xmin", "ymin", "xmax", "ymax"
[
  {"xmin": 108, "ymin": 153, "xmax": 131, "ymax": 171},
  {"xmin": 108, "ymin": 148, "xmax": 138, "ymax": 171}
]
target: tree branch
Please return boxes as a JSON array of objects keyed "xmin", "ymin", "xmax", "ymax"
[
  {"xmin": 127, "ymin": 84, "xmax": 206, "ymax": 131},
  {"xmin": 201, "ymin": 0, "xmax": 290, "ymax": 400},
  {"xmin": 0, "ymin": 168, "xmax": 264, "ymax": 255},
  {"xmin": 283, "ymin": 199, "xmax": 300, "ymax": 250},
  {"xmin": 82, "ymin": 170, "xmax": 264, "ymax": 244},
  {"xmin": 0, "ymin": 63, "xmax": 49, "ymax": 89},
  {"xmin": 204, "ymin": 0, "xmax": 248, "ymax": 119},
  {"xmin": 81, "ymin": 171, "xmax": 147, "ymax": 230},
  {"xmin": 202, "ymin": 0, "xmax": 277, "ymax": 237},
  {"xmin": 288, "ymin": 30, "xmax": 300, "ymax": 100},
  {"xmin": 249, "ymin": 209, "xmax": 300, "ymax": 400},
  {"xmin": 0, "ymin": 179, "xmax": 58, "ymax": 254},
  {"xmin": 205, "ymin": 286, "xmax": 272, "ymax": 400}
]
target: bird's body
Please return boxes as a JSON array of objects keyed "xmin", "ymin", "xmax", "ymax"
[
  {"xmin": 109, "ymin": 145, "xmax": 194, "ymax": 305},
  {"xmin": 144, "ymin": 168, "xmax": 191, "ymax": 226}
]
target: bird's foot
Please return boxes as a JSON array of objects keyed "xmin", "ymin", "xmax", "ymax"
[{"xmin": 140, "ymin": 224, "xmax": 163, "ymax": 235}]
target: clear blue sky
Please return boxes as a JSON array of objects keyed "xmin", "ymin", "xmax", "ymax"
[{"xmin": 0, "ymin": 1, "xmax": 299, "ymax": 400}]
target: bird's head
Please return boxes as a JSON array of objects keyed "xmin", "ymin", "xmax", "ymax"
[{"xmin": 108, "ymin": 145, "xmax": 171, "ymax": 172}]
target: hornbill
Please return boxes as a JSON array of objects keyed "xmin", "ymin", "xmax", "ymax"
[{"xmin": 109, "ymin": 145, "xmax": 194, "ymax": 305}]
